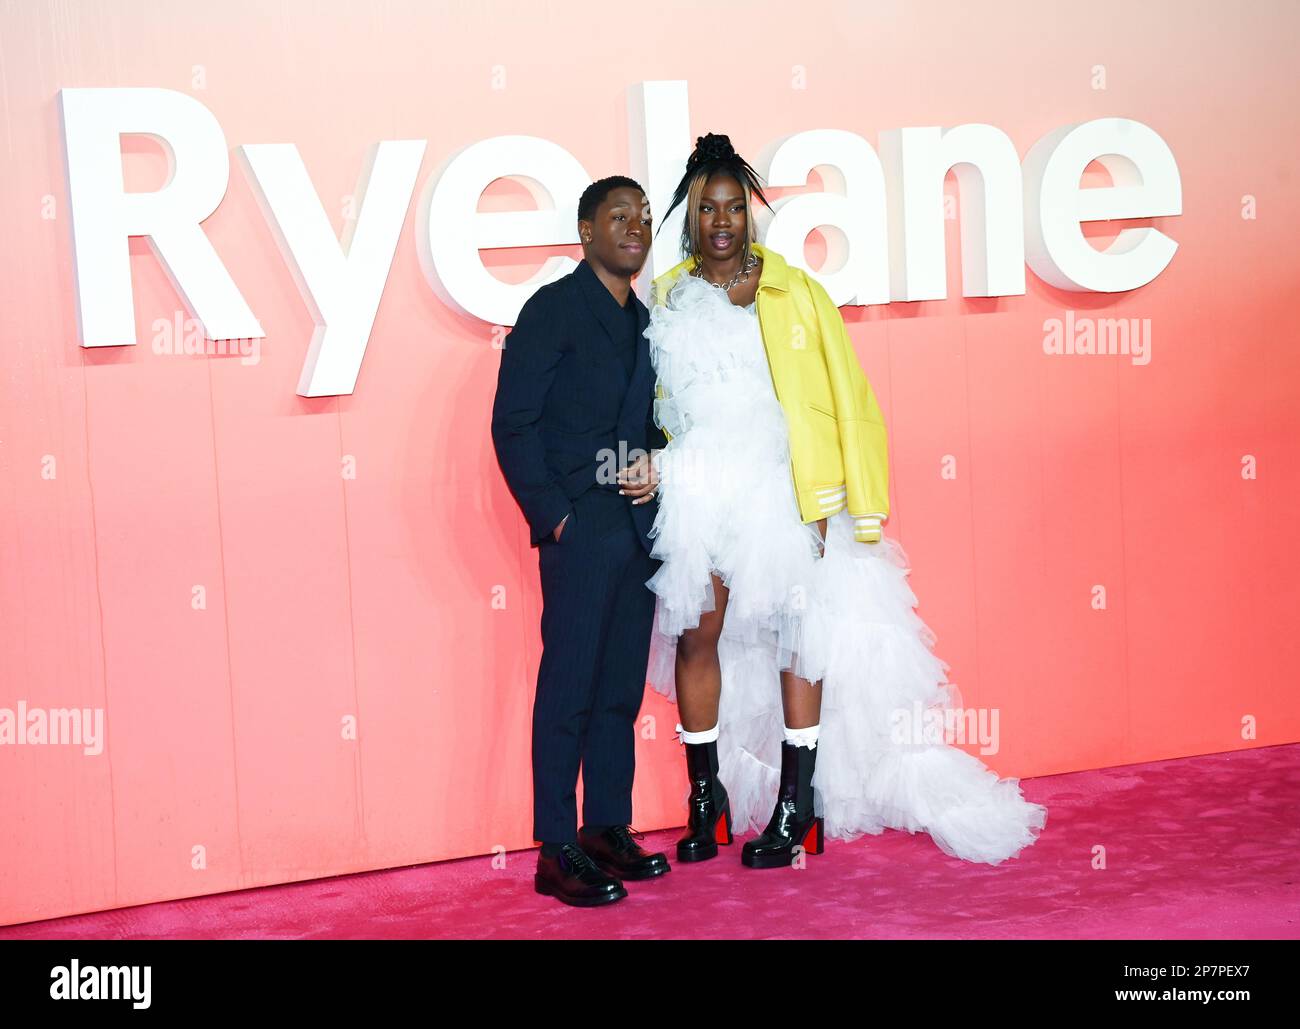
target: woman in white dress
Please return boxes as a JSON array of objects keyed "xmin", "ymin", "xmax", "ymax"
[{"xmin": 626, "ymin": 133, "xmax": 1047, "ymax": 869}]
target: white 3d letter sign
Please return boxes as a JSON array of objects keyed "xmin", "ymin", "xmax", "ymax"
[
  {"xmin": 1023, "ymin": 118, "xmax": 1181, "ymax": 292},
  {"xmin": 418, "ymin": 136, "xmax": 590, "ymax": 327},
  {"xmin": 239, "ymin": 139, "xmax": 426, "ymax": 396},
  {"xmin": 878, "ymin": 123, "xmax": 1028, "ymax": 302},
  {"xmin": 763, "ymin": 129, "xmax": 891, "ymax": 307},
  {"xmin": 58, "ymin": 83, "xmax": 1181, "ymax": 397},
  {"xmin": 59, "ymin": 87, "xmax": 264, "ymax": 347}
]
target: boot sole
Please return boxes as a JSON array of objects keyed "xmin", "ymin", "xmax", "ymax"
[
  {"xmin": 534, "ymin": 876, "xmax": 628, "ymax": 906},
  {"xmin": 741, "ymin": 851, "xmax": 792, "ymax": 869},
  {"xmin": 742, "ymin": 847, "xmax": 821, "ymax": 869},
  {"xmin": 676, "ymin": 844, "xmax": 719, "ymax": 862}
]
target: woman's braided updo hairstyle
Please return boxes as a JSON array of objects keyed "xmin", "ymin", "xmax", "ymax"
[{"xmin": 658, "ymin": 132, "xmax": 772, "ymax": 265}]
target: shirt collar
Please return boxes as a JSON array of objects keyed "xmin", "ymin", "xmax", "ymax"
[{"xmin": 576, "ymin": 257, "xmax": 643, "ymax": 310}]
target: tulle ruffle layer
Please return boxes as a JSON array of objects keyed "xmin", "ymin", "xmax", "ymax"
[{"xmin": 643, "ymin": 272, "xmax": 1046, "ymax": 864}]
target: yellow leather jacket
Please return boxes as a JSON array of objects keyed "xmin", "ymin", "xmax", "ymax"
[{"xmin": 651, "ymin": 243, "xmax": 889, "ymax": 543}]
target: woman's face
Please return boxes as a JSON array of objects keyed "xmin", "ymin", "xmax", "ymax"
[{"xmin": 696, "ymin": 173, "xmax": 746, "ymax": 262}]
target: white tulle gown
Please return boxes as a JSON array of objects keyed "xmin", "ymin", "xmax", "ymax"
[{"xmin": 644, "ymin": 272, "xmax": 1047, "ymax": 865}]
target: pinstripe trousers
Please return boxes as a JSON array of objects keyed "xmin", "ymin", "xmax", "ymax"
[{"xmin": 532, "ymin": 486, "xmax": 660, "ymax": 843}]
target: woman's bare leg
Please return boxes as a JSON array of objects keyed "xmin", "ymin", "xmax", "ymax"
[
  {"xmin": 780, "ymin": 668, "xmax": 823, "ymax": 728},
  {"xmin": 674, "ymin": 573, "xmax": 729, "ymax": 732},
  {"xmin": 781, "ymin": 517, "xmax": 827, "ymax": 729}
]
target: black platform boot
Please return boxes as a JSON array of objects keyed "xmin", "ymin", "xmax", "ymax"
[
  {"xmin": 676, "ymin": 736, "xmax": 734, "ymax": 862},
  {"xmin": 741, "ymin": 740, "xmax": 825, "ymax": 869}
]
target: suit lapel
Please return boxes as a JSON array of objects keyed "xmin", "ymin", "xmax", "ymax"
[
  {"xmin": 574, "ymin": 259, "xmax": 627, "ymax": 364},
  {"xmin": 575, "ymin": 259, "xmax": 652, "ymax": 438},
  {"xmin": 615, "ymin": 297, "xmax": 652, "ymax": 436}
]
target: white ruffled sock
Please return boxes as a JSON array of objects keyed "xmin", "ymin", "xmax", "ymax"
[
  {"xmin": 676, "ymin": 722, "xmax": 720, "ymax": 744},
  {"xmin": 783, "ymin": 723, "xmax": 820, "ymax": 750}
]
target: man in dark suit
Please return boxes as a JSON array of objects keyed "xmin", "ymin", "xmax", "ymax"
[{"xmin": 491, "ymin": 176, "xmax": 670, "ymax": 907}]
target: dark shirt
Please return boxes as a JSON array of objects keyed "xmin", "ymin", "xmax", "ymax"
[{"xmin": 616, "ymin": 289, "xmax": 639, "ymax": 381}]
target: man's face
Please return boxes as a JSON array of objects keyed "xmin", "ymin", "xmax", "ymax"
[{"xmin": 580, "ymin": 187, "xmax": 652, "ymax": 277}]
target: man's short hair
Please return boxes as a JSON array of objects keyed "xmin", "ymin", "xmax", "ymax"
[{"xmin": 577, "ymin": 175, "xmax": 646, "ymax": 224}]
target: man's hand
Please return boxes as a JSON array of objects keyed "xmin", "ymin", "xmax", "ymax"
[
  {"xmin": 552, "ymin": 513, "xmax": 570, "ymax": 542},
  {"xmin": 617, "ymin": 450, "xmax": 660, "ymax": 505}
]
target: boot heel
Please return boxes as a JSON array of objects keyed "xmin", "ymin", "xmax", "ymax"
[
  {"xmin": 801, "ymin": 816, "xmax": 824, "ymax": 856},
  {"xmin": 715, "ymin": 801, "xmax": 734, "ymax": 845}
]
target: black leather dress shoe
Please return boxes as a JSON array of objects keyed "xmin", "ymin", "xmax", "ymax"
[
  {"xmin": 577, "ymin": 825, "xmax": 671, "ymax": 881},
  {"xmin": 535, "ymin": 843, "xmax": 628, "ymax": 907}
]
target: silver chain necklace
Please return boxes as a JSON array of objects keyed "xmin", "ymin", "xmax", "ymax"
[{"xmin": 693, "ymin": 250, "xmax": 758, "ymax": 292}]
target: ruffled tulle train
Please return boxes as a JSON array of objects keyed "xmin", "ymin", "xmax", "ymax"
[
  {"xmin": 643, "ymin": 271, "xmax": 1046, "ymax": 865},
  {"xmin": 646, "ymin": 511, "xmax": 1047, "ymax": 865}
]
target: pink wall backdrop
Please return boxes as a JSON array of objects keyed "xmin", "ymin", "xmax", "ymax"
[{"xmin": 1, "ymin": 0, "xmax": 1298, "ymax": 926}]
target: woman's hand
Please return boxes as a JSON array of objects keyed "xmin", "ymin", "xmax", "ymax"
[
  {"xmin": 617, "ymin": 450, "xmax": 660, "ymax": 505},
  {"xmin": 816, "ymin": 518, "xmax": 827, "ymax": 558}
]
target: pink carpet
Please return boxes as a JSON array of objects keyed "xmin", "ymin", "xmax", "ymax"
[{"xmin": 4, "ymin": 745, "xmax": 1297, "ymax": 939}]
